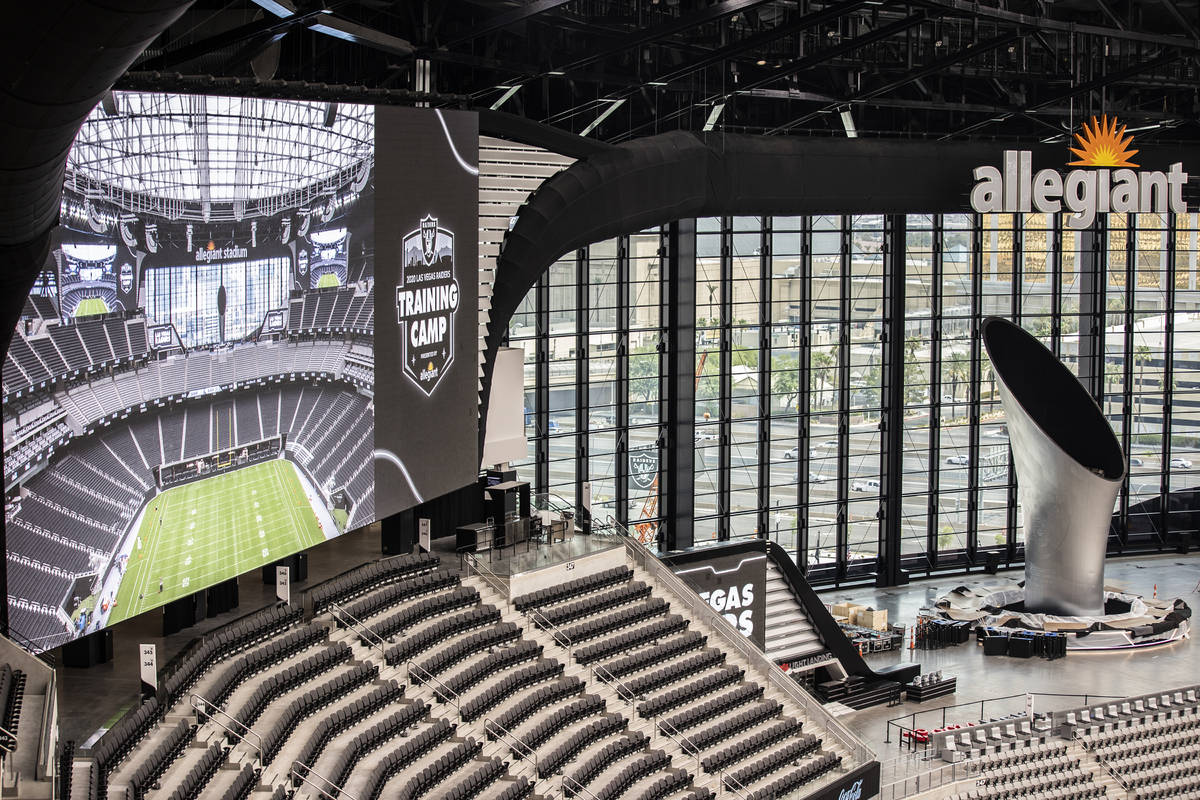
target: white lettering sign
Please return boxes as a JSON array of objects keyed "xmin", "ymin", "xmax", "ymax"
[
  {"xmin": 970, "ymin": 150, "xmax": 1187, "ymax": 229},
  {"xmin": 276, "ymin": 566, "xmax": 290, "ymax": 604}
]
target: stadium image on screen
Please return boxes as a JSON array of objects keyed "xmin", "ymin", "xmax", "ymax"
[{"xmin": 2, "ymin": 93, "xmax": 377, "ymax": 652}]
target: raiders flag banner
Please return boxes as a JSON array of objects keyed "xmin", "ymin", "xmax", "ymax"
[{"xmin": 374, "ymin": 107, "xmax": 479, "ymax": 518}]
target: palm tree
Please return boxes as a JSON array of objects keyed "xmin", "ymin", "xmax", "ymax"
[
  {"xmin": 810, "ymin": 349, "xmax": 836, "ymax": 408},
  {"xmin": 1133, "ymin": 344, "xmax": 1152, "ymax": 434}
]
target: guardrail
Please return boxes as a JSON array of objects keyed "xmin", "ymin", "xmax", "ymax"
[
  {"xmin": 655, "ymin": 714, "xmax": 701, "ymax": 773},
  {"xmin": 598, "ymin": 514, "xmax": 875, "ymax": 768},
  {"xmin": 884, "ymin": 691, "xmax": 1122, "ymax": 746},
  {"xmin": 592, "ymin": 661, "xmax": 637, "ymax": 704},
  {"xmin": 877, "ymin": 759, "xmax": 983, "ymax": 800},
  {"xmin": 189, "ymin": 693, "xmax": 263, "ymax": 764},
  {"xmin": 528, "ymin": 607, "xmax": 575, "ymax": 656},
  {"xmin": 328, "ymin": 601, "xmax": 386, "ymax": 656},
  {"xmin": 720, "ymin": 767, "xmax": 753, "ymax": 800},
  {"xmin": 1073, "ymin": 731, "xmax": 1131, "ymax": 794},
  {"xmin": 291, "ymin": 760, "xmax": 358, "ymax": 800},
  {"xmin": 484, "ymin": 717, "xmax": 539, "ymax": 773},
  {"xmin": 562, "ymin": 773, "xmax": 604, "ymax": 800},
  {"xmin": 407, "ymin": 660, "xmax": 461, "ymax": 712},
  {"xmin": 462, "ymin": 551, "xmax": 511, "ymax": 609},
  {"xmin": 37, "ymin": 671, "xmax": 57, "ymax": 780}
]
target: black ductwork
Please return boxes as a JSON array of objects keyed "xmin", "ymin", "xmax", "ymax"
[{"xmin": 0, "ymin": 1, "xmax": 195, "ymax": 358}]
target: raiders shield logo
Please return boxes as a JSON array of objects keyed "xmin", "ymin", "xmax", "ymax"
[
  {"xmin": 420, "ymin": 215, "xmax": 438, "ymax": 265},
  {"xmin": 630, "ymin": 448, "xmax": 658, "ymax": 490},
  {"xmin": 119, "ymin": 262, "xmax": 133, "ymax": 293},
  {"xmin": 397, "ymin": 215, "xmax": 459, "ymax": 395}
]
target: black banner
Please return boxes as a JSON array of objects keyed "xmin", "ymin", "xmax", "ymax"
[
  {"xmin": 807, "ymin": 761, "xmax": 880, "ymax": 800},
  {"xmin": 374, "ymin": 107, "xmax": 479, "ymax": 517},
  {"xmin": 672, "ymin": 552, "xmax": 767, "ymax": 648}
]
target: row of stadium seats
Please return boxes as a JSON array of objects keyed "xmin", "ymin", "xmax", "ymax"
[
  {"xmin": 520, "ymin": 694, "xmax": 607, "ymax": 752},
  {"xmin": 624, "ymin": 648, "xmax": 726, "ymax": 701},
  {"xmin": 538, "ymin": 713, "xmax": 627, "ymax": 780},
  {"xmin": 701, "ymin": 719, "xmax": 808, "ymax": 773},
  {"xmin": 286, "ymin": 288, "xmax": 373, "ymax": 334},
  {"xmin": 338, "ymin": 717, "xmax": 455, "ymax": 798},
  {"xmin": 384, "ymin": 605, "xmax": 502, "ymax": 668},
  {"xmin": 161, "ymin": 604, "xmax": 304, "ymax": 705},
  {"xmin": 3, "ymin": 317, "xmax": 146, "ymax": 398},
  {"xmin": 563, "ymin": 597, "xmax": 669, "ymax": 643},
  {"xmin": 292, "ymin": 683, "xmax": 409, "ymax": 773},
  {"xmin": 89, "ymin": 697, "xmax": 161, "ymax": 800},
  {"xmin": 470, "ymin": 666, "xmax": 574, "ymax": 725},
  {"xmin": 308, "ymin": 552, "xmax": 439, "ymax": 614},
  {"xmin": 206, "ymin": 624, "xmax": 327, "ymax": 710},
  {"xmin": 165, "ymin": 741, "xmax": 223, "ymax": 800},
  {"xmin": 727, "ymin": 736, "xmax": 829, "ymax": 789},
  {"xmin": 228, "ymin": 643, "xmax": 352, "ymax": 732},
  {"xmin": 259, "ymin": 662, "xmax": 378, "ymax": 764},
  {"xmin": 514, "ymin": 565, "xmax": 632, "ymax": 611},
  {"xmin": 661, "ymin": 683, "xmax": 765, "ymax": 733},
  {"xmin": 385, "ymin": 739, "xmax": 484, "ymax": 800},
  {"xmin": 744, "ymin": 752, "xmax": 843, "ymax": 800},
  {"xmin": 417, "ymin": 622, "xmax": 521, "ymax": 678},
  {"xmin": 637, "ymin": 665, "xmax": 744, "ymax": 718},
  {"xmin": 340, "ymin": 568, "xmax": 459, "ymax": 623},
  {"xmin": 126, "ymin": 719, "xmax": 192, "ymax": 800},
  {"xmin": 575, "ymin": 614, "xmax": 688, "ymax": 665},
  {"xmin": 352, "ymin": 584, "xmax": 477, "ymax": 646},
  {"xmin": 436, "ymin": 639, "xmax": 544, "ymax": 702},
  {"xmin": 534, "ymin": 580, "xmax": 651, "ymax": 628},
  {"xmin": 0, "ymin": 664, "xmax": 26, "ymax": 747},
  {"xmin": 566, "ymin": 732, "xmax": 651, "ymax": 795}
]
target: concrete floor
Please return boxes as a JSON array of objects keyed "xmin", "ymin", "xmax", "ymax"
[{"xmin": 821, "ymin": 552, "xmax": 1200, "ymax": 765}]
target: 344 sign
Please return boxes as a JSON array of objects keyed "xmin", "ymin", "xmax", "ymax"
[{"xmin": 396, "ymin": 214, "xmax": 460, "ymax": 395}]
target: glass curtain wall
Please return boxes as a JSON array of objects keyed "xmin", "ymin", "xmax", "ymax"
[{"xmin": 507, "ymin": 213, "xmax": 1200, "ymax": 584}]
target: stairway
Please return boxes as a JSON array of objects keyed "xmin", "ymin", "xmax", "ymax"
[{"xmin": 763, "ymin": 562, "xmax": 828, "ymax": 665}]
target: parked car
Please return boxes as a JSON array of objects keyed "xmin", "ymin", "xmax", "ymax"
[
  {"xmin": 810, "ymin": 472, "xmax": 830, "ymax": 484},
  {"xmin": 1129, "ymin": 456, "xmax": 1144, "ymax": 467},
  {"xmin": 851, "ymin": 478, "xmax": 881, "ymax": 492},
  {"xmin": 1170, "ymin": 457, "xmax": 1193, "ymax": 469},
  {"xmin": 547, "ymin": 419, "xmax": 561, "ymax": 434},
  {"xmin": 784, "ymin": 446, "xmax": 800, "ymax": 459},
  {"xmin": 945, "ymin": 454, "xmax": 969, "ymax": 465},
  {"xmin": 695, "ymin": 430, "xmax": 718, "ymax": 442}
]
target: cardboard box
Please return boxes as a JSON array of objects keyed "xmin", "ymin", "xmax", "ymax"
[
  {"xmin": 857, "ymin": 609, "xmax": 889, "ymax": 630},
  {"xmin": 832, "ymin": 602, "xmax": 855, "ymax": 618}
]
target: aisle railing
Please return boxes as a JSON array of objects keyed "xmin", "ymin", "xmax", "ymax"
[
  {"xmin": 189, "ymin": 693, "xmax": 263, "ymax": 764},
  {"xmin": 597, "ymin": 514, "xmax": 875, "ymax": 768}
]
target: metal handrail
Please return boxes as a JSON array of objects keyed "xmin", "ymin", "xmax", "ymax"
[
  {"xmin": 1072, "ymin": 731, "xmax": 1131, "ymax": 792},
  {"xmin": 527, "ymin": 607, "xmax": 574, "ymax": 656},
  {"xmin": 656, "ymin": 714, "xmax": 701, "ymax": 772},
  {"xmin": 877, "ymin": 759, "xmax": 984, "ymax": 800},
  {"xmin": 189, "ymin": 694, "xmax": 263, "ymax": 764},
  {"xmin": 592, "ymin": 661, "xmax": 638, "ymax": 705},
  {"xmin": 291, "ymin": 760, "xmax": 358, "ymax": 800},
  {"xmin": 463, "ymin": 551, "xmax": 511, "ymax": 609},
  {"xmin": 600, "ymin": 514, "xmax": 875, "ymax": 767},
  {"xmin": 328, "ymin": 601, "xmax": 386, "ymax": 655},
  {"xmin": 0, "ymin": 723, "xmax": 16, "ymax": 754},
  {"xmin": 484, "ymin": 717, "xmax": 539, "ymax": 772},
  {"xmin": 562, "ymin": 773, "xmax": 604, "ymax": 800},
  {"xmin": 407, "ymin": 660, "xmax": 461, "ymax": 711},
  {"xmin": 721, "ymin": 768, "xmax": 753, "ymax": 800}
]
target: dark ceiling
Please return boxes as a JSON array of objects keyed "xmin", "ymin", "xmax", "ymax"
[{"xmin": 126, "ymin": 0, "xmax": 1200, "ymax": 146}]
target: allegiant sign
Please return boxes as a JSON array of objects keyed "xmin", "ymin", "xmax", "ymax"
[{"xmin": 969, "ymin": 115, "xmax": 1188, "ymax": 229}]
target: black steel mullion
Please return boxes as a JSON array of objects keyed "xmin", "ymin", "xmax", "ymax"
[
  {"xmin": 664, "ymin": 219, "xmax": 697, "ymax": 551},
  {"xmin": 616, "ymin": 235, "xmax": 630, "ymax": 526},
  {"xmin": 966, "ymin": 213, "xmax": 982, "ymax": 563},
  {"xmin": 757, "ymin": 218, "xmax": 772, "ymax": 541},
  {"xmin": 879, "ymin": 213, "xmax": 907, "ymax": 586},
  {"xmin": 576, "ymin": 248, "xmax": 589, "ymax": 518},
  {"xmin": 837, "ymin": 216, "xmax": 852, "ymax": 580},
  {"xmin": 928, "ymin": 215, "xmax": 943, "ymax": 565},
  {"xmin": 1119, "ymin": 215, "xmax": 1136, "ymax": 550},
  {"xmin": 797, "ymin": 217, "xmax": 813, "ymax": 572},
  {"xmin": 1162, "ymin": 216, "xmax": 1176, "ymax": 546},
  {"xmin": 718, "ymin": 218, "xmax": 733, "ymax": 541},
  {"xmin": 1004, "ymin": 215, "xmax": 1022, "ymax": 560},
  {"xmin": 1050, "ymin": 214, "xmax": 1063, "ymax": 358},
  {"xmin": 535, "ymin": 272, "xmax": 550, "ymax": 495}
]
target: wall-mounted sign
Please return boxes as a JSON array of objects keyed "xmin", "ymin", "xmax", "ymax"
[
  {"xmin": 276, "ymin": 565, "xmax": 290, "ymax": 604},
  {"xmin": 396, "ymin": 214, "xmax": 460, "ymax": 395},
  {"xmin": 970, "ymin": 115, "xmax": 1188, "ymax": 229},
  {"xmin": 138, "ymin": 643, "xmax": 156, "ymax": 693}
]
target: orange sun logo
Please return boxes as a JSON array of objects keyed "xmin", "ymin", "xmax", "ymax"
[{"xmin": 1068, "ymin": 115, "xmax": 1139, "ymax": 168}]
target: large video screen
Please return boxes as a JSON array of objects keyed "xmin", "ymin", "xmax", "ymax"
[{"xmin": 2, "ymin": 94, "xmax": 479, "ymax": 651}]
